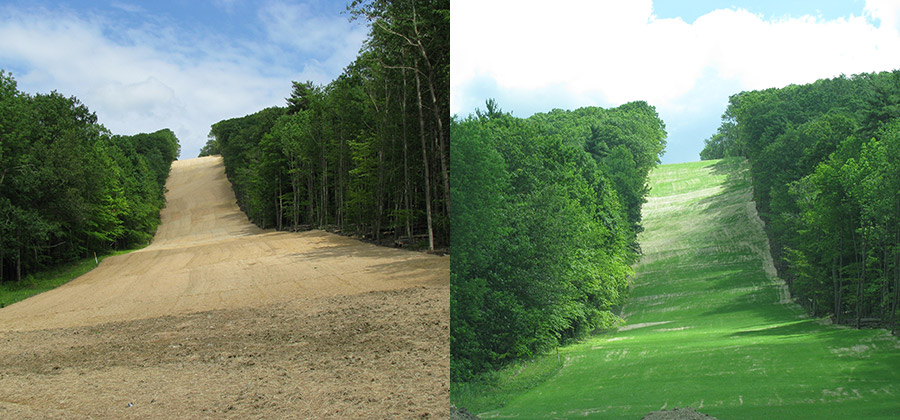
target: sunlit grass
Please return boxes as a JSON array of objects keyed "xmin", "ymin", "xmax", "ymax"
[
  {"xmin": 451, "ymin": 352, "xmax": 564, "ymax": 413},
  {"xmin": 466, "ymin": 158, "xmax": 900, "ymax": 419},
  {"xmin": 0, "ymin": 246, "xmax": 146, "ymax": 308}
]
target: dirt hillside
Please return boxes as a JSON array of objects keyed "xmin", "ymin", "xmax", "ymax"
[{"xmin": 0, "ymin": 156, "xmax": 450, "ymax": 418}]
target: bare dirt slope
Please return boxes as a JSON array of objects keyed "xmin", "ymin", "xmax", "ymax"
[{"xmin": 0, "ymin": 156, "xmax": 449, "ymax": 418}]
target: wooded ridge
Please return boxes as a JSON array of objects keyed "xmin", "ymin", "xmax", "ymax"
[
  {"xmin": 701, "ymin": 70, "xmax": 900, "ymax": 332},
  {"xmin": 201, "ymin": 0, "xmax": 449, "ymax": 251},
  {"xmin": 0, "ymin": 70, "xmax": 180, "ymax": 283},
  {"xmin": 451, "ymin": 100, "xmax": 667, "ymax": 380}
]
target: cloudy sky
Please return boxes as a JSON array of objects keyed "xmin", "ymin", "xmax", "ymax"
[
  {"xmin": 452, "ymin": 0, "xmax": 900, "ymax": 164},
  {"xmin": 0, "ymin": 0, "xmax": 367, "ymax": 158}
]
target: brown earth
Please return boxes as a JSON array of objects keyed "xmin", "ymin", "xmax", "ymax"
[
  {"xmin": 642, "ymin": 407, "xmax": 718, "ymax": 420},
  {"xmin": 0, "ymin": 156, "xmax": 450, "ymax": 418}
]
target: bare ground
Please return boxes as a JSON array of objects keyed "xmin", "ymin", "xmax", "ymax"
[
  {"xmin": 642, "ymin": 407, "xmax": 718, "ymax": 420},
  {"xmin": 0, "ymin": 156, "xmax": 449, "ymax": 418}
]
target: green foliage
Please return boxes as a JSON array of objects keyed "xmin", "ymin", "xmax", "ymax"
[
  {"xmin": 200, "ymin": 0, "xmax": 449, "ymax": 247},
  {"xmin": 450, "ymin": 353, "xmax": 563, "ymax": 415},
  {"xmin": 0, "ymin": 245, "xmax": 144, "ymax": 307},
  {"xmin": 708, "ymin": 70, "xmax": 900, "ymax": 329},
  {"xmin": 0, "ymin": 70, "xmax": 179, "ymax": 282},
  {"xmin": 471, "ymin": 159, "xmax": 900, "ymax": 419},
  {"xmin": 451, "ymin": 101, "xmax": 666, "ymax": 381},
  {"xmin": 699, "ymin": 132, "xmax": 737, "ymax": 160}
]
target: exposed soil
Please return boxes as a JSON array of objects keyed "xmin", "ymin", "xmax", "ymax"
[
  {"xmin": 450, "ymin": 405, "xmax": 480, "ymax": 420},
  {"xmin": 642, "ymin": 407, "xmax": 718, "ymax": 420},
  {"xmin": 0, "ymin": 156, "xmax": 450, "ymax": 418}
]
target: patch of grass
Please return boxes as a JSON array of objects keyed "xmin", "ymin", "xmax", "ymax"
[
  {"xmin": 451, "ymin": 352, "xmax": 564, "ymax": 414},
  {"xmin": 0, "ymin": 246, "xmax": 146, "ymax": 308},
  {"xmin": 472, "ymin": 158, "xmax": 900, "ymax": 419}
]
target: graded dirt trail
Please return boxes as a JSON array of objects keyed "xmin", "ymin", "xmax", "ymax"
[{"xmin": 0, "ymin": 156, "xmax": 449, "ymax": 418}]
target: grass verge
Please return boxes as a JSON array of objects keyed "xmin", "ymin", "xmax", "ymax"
[
  {"xmin": 451, "ymin": 352, "xmax": 564, "ymax": 414},
  {"xmin": 0, "ymin": 246, "xmax": 146, "ymax": 308}
]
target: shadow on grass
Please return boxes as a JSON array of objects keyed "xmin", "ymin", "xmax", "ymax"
[
  {"xmin": 695, "ymin": 157, "xmax": 752, "ymax": 215},
  {"xmin": 729, "ymin": 319, "xmax": 821, "ymax": 338},
  {"xmin": 671, "ymin": 158, "xmax": 804, "ymax": 330}
]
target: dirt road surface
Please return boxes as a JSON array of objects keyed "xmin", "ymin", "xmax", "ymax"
[{"xmin": 0, "ymin": 156, "xmax": 449, "ymax": 418}]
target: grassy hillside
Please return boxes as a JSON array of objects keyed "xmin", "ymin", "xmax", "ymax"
[{"xmin": 474, "ymin": 158, "xmax": 899, "ymax": 418}]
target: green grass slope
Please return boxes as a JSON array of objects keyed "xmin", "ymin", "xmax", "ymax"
[{"xmin": 480, "ymin": 158, "xmax": 900, "ymax": 419}]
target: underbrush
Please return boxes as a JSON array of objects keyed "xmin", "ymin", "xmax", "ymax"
[
  {"xmin": 0, "ymin": 246, "xmax": 145, "ymax": 308},
  {"xmin": 450, "ymin": 351, "xmax": 564, "ymax": 415}
]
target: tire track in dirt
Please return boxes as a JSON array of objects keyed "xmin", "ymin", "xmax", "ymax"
[{"xmin": 0, "ymin": 156, "xmax": 449, "ymax": 418}]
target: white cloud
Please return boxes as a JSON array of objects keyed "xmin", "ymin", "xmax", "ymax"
[
  {"xmin": 865, "ymin": 0, "xmax": 900, "ymax": 34},
  {"xmin": 451, "ymin": 0, "xmax": 900, "ymax": 163},
  {"xmin": 258, "ymin": 1, "xmax": 367, "ymax": 75},
  {"xmin": 109, "ymin": 2, "xmax": 145, "ymax": 14},
  {"xmin": 0, "ymin": 3, "xmax": 366, "ymax": 158}
]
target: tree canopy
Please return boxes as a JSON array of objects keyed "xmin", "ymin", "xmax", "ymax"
[
  {"xmin": 451, "ymin": 101, "xmax": 667, "ymax": 380},
  {"xmin": 1, "ymin": 70, "xmax": 180, "ymax": 282},
  {"xmin": 200, "ymin": 0, "xmax": 449, "ymax": 249},
  {"xmin": 700, "ymin": 70, "xmax": 900, "ymax": 332}
]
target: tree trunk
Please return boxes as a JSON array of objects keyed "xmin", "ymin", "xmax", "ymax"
[
  {"xmin": 320, "ymin": 144, "xmax": 327, "ymax": 227},
  {"xmin": 414, "ymin": 58, "xmax": 434, "ymax": 251},
  {"xmin": 884, "ymin": 244, "xmax": 890, "ymax": 322},
  {"xmin": 292, "ymin": 171, "xmax": 300, "ymax": 231},
  {"xmin": 891, "ymin": 251, "xmax": 900, "ymax": 334},
  {"xmin": 837, "ymin": 232, "xmax": 844, "ymax": 324},
  {"xmin": 16, "ymin": 247, "xmax": 22, "ymax": 283},
  {"xmin": 334, "ymin": 118, "xmax": 343, "ymax": 231},
  {"xmin": 409, "ymin": 3, "xmax": 449, "ymax": 217},
  {"xmin": 833, "ymin": 263, "xmax": 840, "ymax": 323},
  {"xmin": 276, "ymin": 175, "xmax": 283, "ymax": 231},
  {"xmin": 375, "ymin": 142, "xmax": 385, "ymax": 241},
  {"xmin": 856, "ymin": 227, "xmax": 865, "ymax": 329},
  {"xmin": 401, "ymin": 66, "xmax": 412, "ymax": 239},
  {"xmin": 307, "ymin": 170, "xmax": 315, "ymax": 227},
  {"xmin": 426, "ymin": 69, "xmax": 449, "ymax": 218},
  {"xmin": 374, "ymin": 79, "xmax": 389, "ymax": 242}
]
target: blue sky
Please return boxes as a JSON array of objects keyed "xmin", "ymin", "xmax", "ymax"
[
  {"xmin": 452, "ymin": 0, "xmax": 900, "ymax": 164},
  {"xmin": 0, "ymin": 0, "xmax": 367, "ymax": 157},
  {"xmin": 651, "ymin": 0, "xmax": 866, "ymax": 23}
]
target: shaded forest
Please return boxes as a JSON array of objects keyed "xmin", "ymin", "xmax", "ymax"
[
  {"xmin": 451, "ymin": 101, "xmax": 667, "ymax": 380},
  {"xmin": 200, "ymin": 0, "xmax": 449, "ymax": 250},
  {"xmin": 0, "ymin": 70, "xmax": 180, "ymax": 282},
  {"xmin": 701, "ymin": 70, "xmax": 900, "ymax": 332}
]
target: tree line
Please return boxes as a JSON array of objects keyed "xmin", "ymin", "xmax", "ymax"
[
  {"xmin": 701, "ymin": 70, "xmax": 900, "ymax": 333},
  {"xmin": 0, "ymin": 70, "xmax": 180, "ymax": 282},
  {"xmin": 200, "ymin": 0, "xmax": 448, "ymax": 250},
  {"xmin": 451, "ymin": 100, "xmax": 667, "ymax": 380}
]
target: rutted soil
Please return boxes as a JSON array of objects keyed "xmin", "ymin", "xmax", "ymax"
[
  {"xmin": 0, "ymin": 287, "xmax": 448, "ymax": 418},
  {"xmin": 0, "ymin": 156, "xmax": 450, "ymax": 418},
  {"xmin": 642, "ymin": 407, "xmax": 718, "ymax": 420}
]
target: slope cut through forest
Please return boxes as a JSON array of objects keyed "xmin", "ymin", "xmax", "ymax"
[
  {"xmin": 477, "ymin": 158, "xmax": 899, "ymax": 419},
  {"xmin": 0, "ymin": 155, "xmax": 449, "ymax": 418}
]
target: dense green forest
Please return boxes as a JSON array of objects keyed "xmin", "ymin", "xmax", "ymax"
[
  {"xmin": 200, "ymin": 0, "xmax": 449, "ymax": 250},
  {"xmin": 451, "ymin": 101, "xmax": 667, "ymax": 380},
  {"xmin": 0, "ymin": 70, "xmax": 180, "ymax": 283},
  {"xmin": 701, "ymin": 70, "xmax": 900, "ymax": 332}
]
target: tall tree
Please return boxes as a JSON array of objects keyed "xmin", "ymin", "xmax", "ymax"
[
  {"xmin": 451, "ymin": 100, "xmax": 666, "ymax": 380},
  {"xmin": 0, "ymin": 71, "xmax": 179, "ymax": 282},
  {"xmin": 201, "ymin": 0, "xmax": 450, "ymax": 250},
  {"xmin": 703, "ymin": 70, "xmax": 900, "ymax": 330}
]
